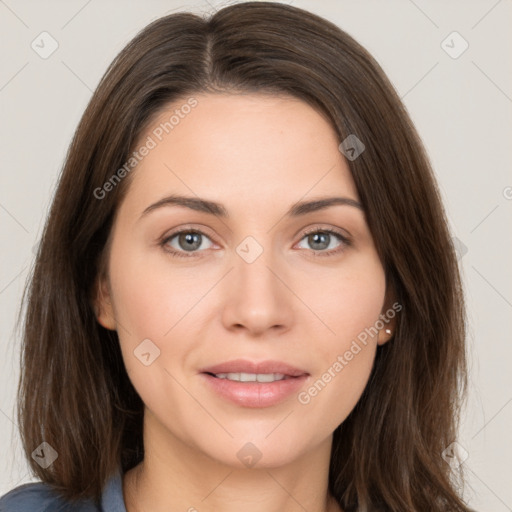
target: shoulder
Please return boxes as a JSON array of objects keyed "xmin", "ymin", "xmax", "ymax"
[{"xmin": 0, "ymin": 481, "xmax": 99, "ymax": 512}]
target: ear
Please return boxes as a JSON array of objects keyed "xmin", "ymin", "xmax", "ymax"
[
  {"xmin": 92, "ymin": 273, "xmax": 117, "ymax": 331},
  {"xmin": 376, "ymin": 288, "xmax": 399, "ymax": 346}
]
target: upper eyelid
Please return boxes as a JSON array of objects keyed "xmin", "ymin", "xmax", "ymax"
[
  {"xmin": 161, "ymin": 225, "xmax": 218, "ymax": 244},
  {"xmin": 301, "ymin": 225, "xmax": 350, "ymax": 239}
]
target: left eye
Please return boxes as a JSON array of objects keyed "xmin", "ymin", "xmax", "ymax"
[{"xmin": 296, "ymin": 229, "xmax": 348, "ymax": 255}]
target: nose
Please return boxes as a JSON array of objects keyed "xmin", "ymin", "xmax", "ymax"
[{"xmin": 221, "ymin": 245, "xmax": 294, "ymax": 337}]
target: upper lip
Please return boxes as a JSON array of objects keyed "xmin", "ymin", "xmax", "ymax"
[{"xmin": 200, "ymin": 359, "xmax": 309, "ymax": 377}]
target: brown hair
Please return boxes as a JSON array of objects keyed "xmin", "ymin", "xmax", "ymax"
[{"xmin": 17, "ymin": 2, "xmax": 472, "ymax": 510}]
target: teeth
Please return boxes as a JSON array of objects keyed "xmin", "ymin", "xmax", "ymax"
[{"xmin": 214, "ymin": 372, "xmax": 287, "ymax": 382}]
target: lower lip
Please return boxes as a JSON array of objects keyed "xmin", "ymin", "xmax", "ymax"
[{"xmin": 200, "ymin": 373, "xmax": 309, "ymax": 408}]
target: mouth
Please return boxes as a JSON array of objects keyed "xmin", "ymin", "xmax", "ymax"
[
  {"xmin": 205, "ymin": 372, "xmax": 295, "ymax": 383},
  {"xmin": 199, "ymin": 359, "xmax": 309, "ymax": 408},
  {"xmin": 199, "ymin": 358, "xmax": 308, "ymax": 378}
]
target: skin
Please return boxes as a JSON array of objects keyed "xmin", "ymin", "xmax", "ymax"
[{"xmin": 95, "ymin": 93, "xmax": 395, "ymax": 512}]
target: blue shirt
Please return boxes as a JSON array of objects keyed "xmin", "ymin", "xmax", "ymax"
[{"xmin": 0, "ymin": 469, "xmax": 126, "ymax": 512}]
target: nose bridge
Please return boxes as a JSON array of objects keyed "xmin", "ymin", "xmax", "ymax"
[
  {"xmin": 236, "ymin": 239, "xmax": 278, "ymax": 295},
  {"xmin": 222, "ymin": 233, "xmax": 292, "ymax": 333}
]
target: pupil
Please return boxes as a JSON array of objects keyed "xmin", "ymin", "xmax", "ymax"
[
  {"xmin": 310, "ymin": 232, "xmax": 328, "ymax": 250},
  {"xmin": 180, "ymin": 232, "xmax": 201, "ymax": 251}
]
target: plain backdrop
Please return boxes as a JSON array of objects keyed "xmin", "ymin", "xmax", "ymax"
[{"xmin": 1, "ymin": 1, "xmax": 511, "ymax": 510}]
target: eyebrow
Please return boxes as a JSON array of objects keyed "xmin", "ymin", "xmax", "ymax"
[{"xmin": 139, "ymin": 194, "xmax": 363, "ymax": 220}]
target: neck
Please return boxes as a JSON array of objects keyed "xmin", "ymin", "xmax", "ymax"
[{"xmin": 123, "ymin": 410, "xmax": 342, "ymax": 512}]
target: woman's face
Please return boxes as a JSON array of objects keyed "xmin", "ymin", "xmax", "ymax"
[{"xmin": 96, "ymin": 93, "xmax": 393, "ymax": 468}]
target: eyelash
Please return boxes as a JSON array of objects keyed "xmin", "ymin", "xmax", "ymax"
[{"xmin": 160, "ymin": 226, "xmax": 351, "ymax": 259}]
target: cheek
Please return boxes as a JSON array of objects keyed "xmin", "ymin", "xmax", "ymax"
[
  {"xmin": 295, "ymin": 255, "xmax": 385, "ymax": 426},
  {"xmin": 108, "ymin": 244, "xmax": 210, "ymax": 342},
  {"xmin": 301, "ymin": 252, "xmax": 386, "ymax": 350},
  {"xmin": 107, "ymin": 248, "xmax": 200, "ymax": 417},
  {"xmin": 106, "ymin": 241, "xmax": 206, "ymax": 391},
  {"xmin": 300, "ymin": 347, "xmax": 376, "ymax": 442}
]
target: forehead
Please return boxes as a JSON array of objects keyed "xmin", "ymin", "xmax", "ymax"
[{"xmin": 121, "ymin": 93, "xmax": 359, "ymax": 215}]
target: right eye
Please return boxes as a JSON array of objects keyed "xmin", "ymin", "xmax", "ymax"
[{"xmin": 161, "ymin": 229, "xmax": 215, "ymax": 258}]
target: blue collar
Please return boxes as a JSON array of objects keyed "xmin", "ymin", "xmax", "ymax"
[{"xmin": 100, "ymin": 469, "xmax": 127, "ymax": 512}]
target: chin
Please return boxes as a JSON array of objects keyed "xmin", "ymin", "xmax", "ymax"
[{"xmin": 196, "ymin": 433, "xmax": 314, "ymax": 471}]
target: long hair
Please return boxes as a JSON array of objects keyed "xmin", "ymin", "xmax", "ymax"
[{"xmin": 17, "ymin": 2, "xmax": 471, "ymax": 510}]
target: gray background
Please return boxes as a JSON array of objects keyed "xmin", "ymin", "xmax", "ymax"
[{"xmin": 1, "ymin": 1, "xmax": 511, "ymax": 510}]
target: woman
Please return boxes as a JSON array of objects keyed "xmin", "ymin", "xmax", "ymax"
[{"xmin": 0, "ymin": 2, "xmax": 474, "ymax": 511}]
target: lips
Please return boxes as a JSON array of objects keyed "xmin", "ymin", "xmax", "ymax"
[
  {"xmin": 199, "ymin": 359, "xmax": 308, "ymax": 378},
  {"xmin": 199, "ymin": 359, "xmax": 310, "ymax": 408}
]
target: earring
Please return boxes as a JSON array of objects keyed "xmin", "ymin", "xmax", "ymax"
[{"xmin": 385, "ymin": 329, "xmax": 392, "ymax": 335}]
